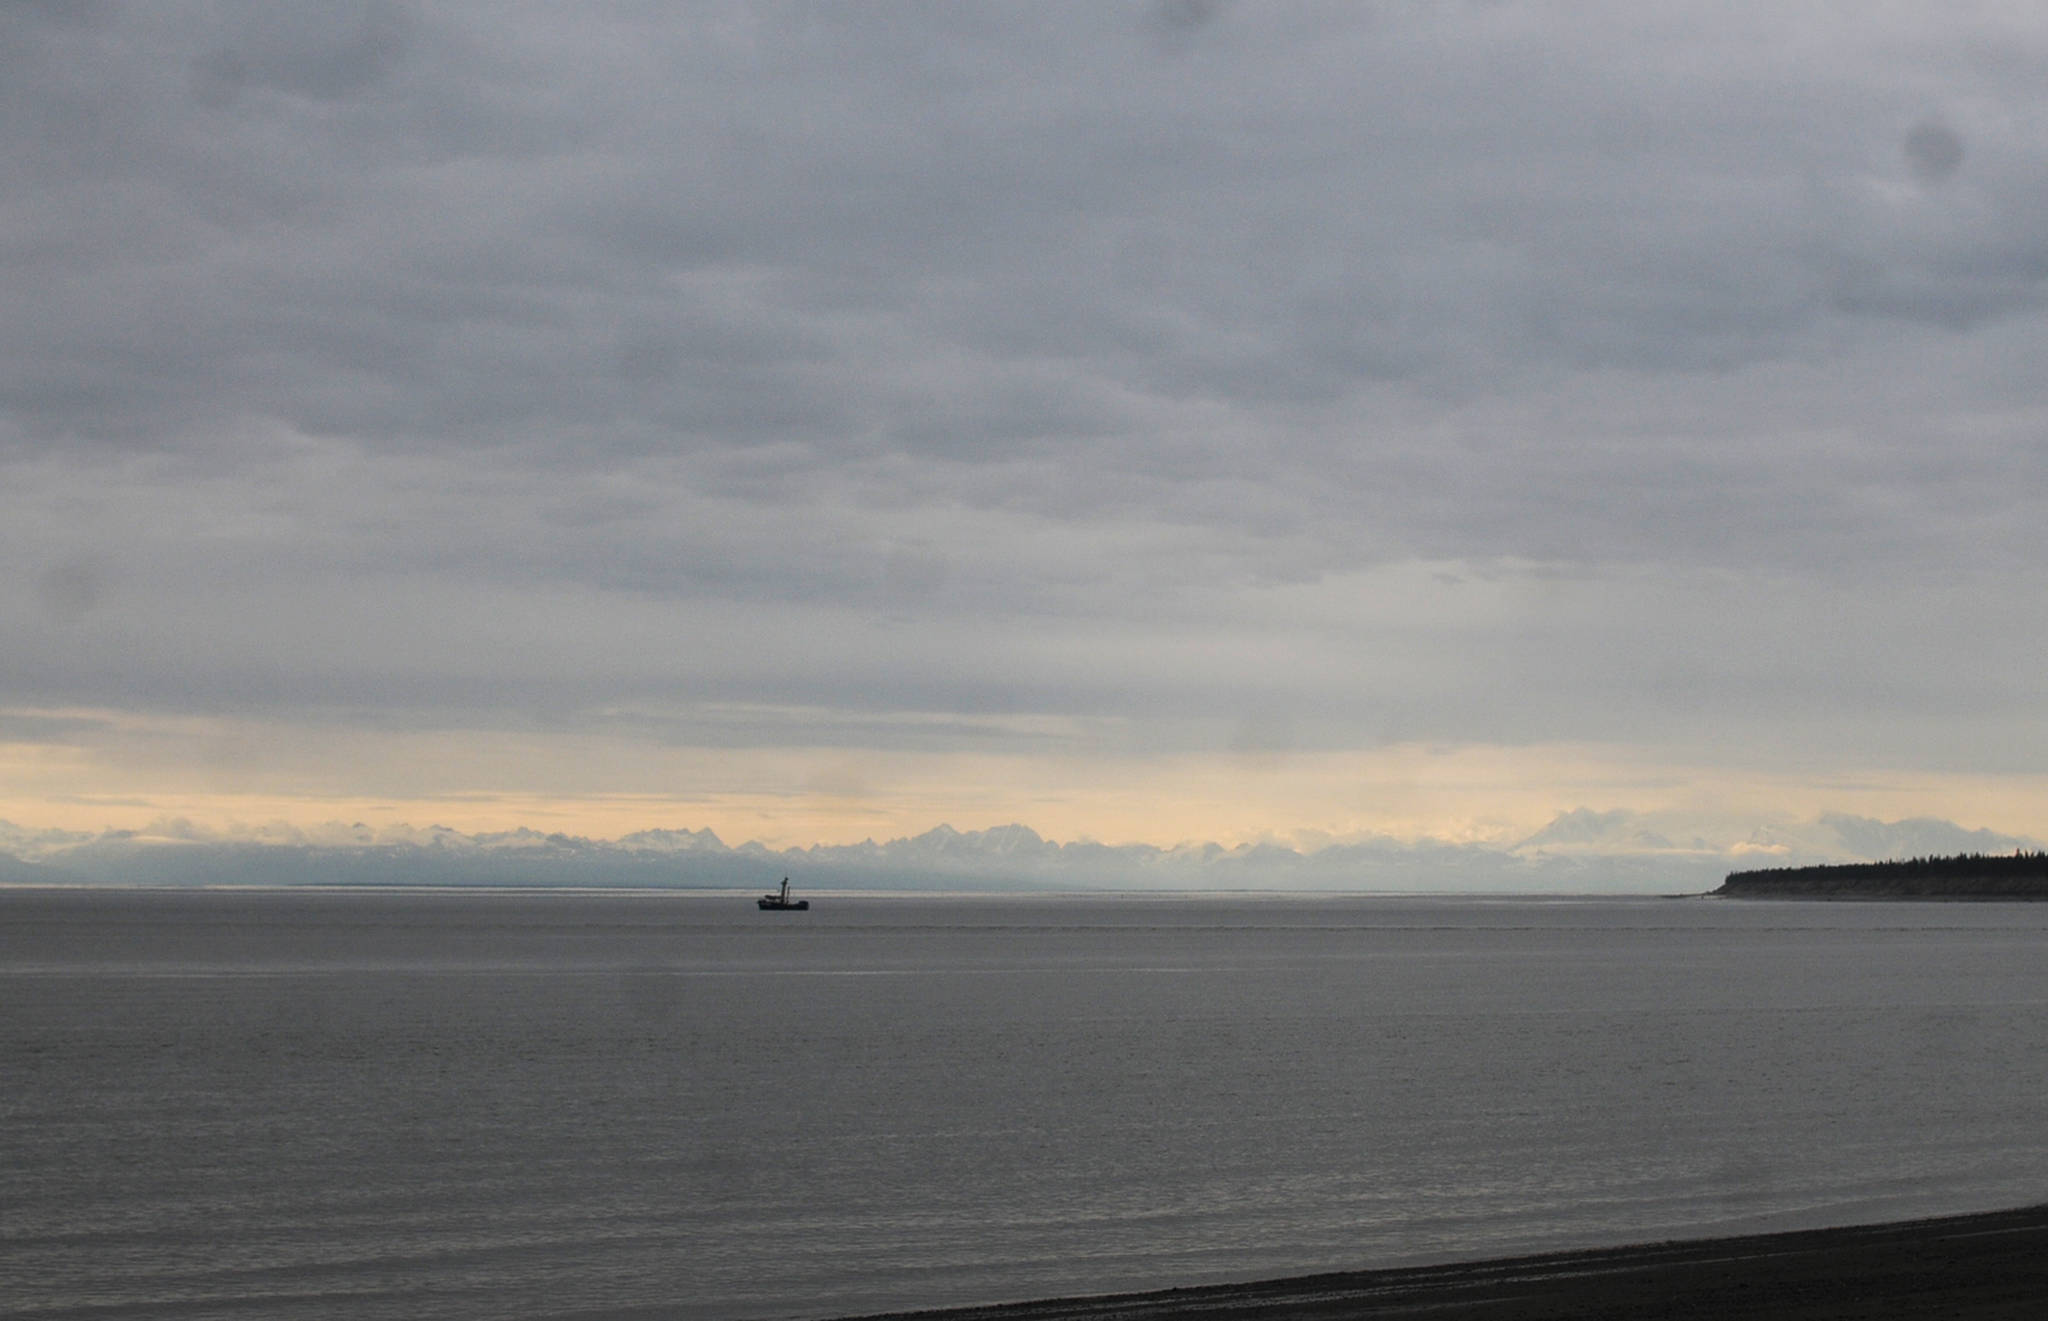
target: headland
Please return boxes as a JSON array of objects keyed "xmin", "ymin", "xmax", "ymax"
[{"xmin": 1715, "ymin": 850, "xmax": 2048, "ymax": 899}]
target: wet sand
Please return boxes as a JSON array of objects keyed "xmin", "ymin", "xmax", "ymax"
[{"xmin": 845, "ymin": 1203, "xmax": 2048, "ymax": 1320}]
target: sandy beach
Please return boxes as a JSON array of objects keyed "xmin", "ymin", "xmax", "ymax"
[{"xmin": 844, "ymin": 1204, "xmax": 2048, "ymax": 1320}]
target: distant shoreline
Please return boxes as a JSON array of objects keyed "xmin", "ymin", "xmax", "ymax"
[
  {"xmin": 1716, "ymin": 850, "xmax": 2048, "ymax": 899},
  {"xmin": 843, "ymin": 1203, "xmax": 2048, "ymax": 1321}
]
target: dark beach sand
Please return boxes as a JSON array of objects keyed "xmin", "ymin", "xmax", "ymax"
[{"xmin": 844, "ymin": 1204, "xmax": 2048, "ymax": 1320}]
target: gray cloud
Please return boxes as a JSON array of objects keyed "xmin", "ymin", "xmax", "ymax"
[
  {"xmin": 186, "ymin": 3, "xmax": 416, "ymax": 107},
  {"xmin": 7, "ymin": 3, "xmax": 2048, "ymax": 835},
  {"xmin": 9, "ymin": 4, "xmax": 2038, "ymax": 459}
]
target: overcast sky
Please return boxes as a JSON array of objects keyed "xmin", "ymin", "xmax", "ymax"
[{"xmin": 7, "ymin": 1, "xmax": 2048, "ymax": 852}]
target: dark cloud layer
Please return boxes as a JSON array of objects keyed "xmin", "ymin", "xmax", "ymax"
[{"xmin": 7, "ymin": 3, "xmax": 2048, "ymax": 835}]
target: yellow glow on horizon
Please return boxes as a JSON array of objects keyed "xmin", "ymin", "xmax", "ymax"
[{"xmin": 2, "ymin": 706, "xmax": 2044, "ymax": 848}]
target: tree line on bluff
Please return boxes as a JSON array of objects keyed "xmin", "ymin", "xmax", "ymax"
[{"xmin": 1716, "ymin": 851, "xmax": 2048, "ymax": 898}]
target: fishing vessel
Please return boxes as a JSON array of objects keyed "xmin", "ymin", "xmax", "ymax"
[{"xmin": 757, "ymin": 877, "xmax": 809, "ymax": 911}]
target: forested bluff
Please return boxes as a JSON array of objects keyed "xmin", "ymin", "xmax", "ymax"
[{"xmin": 1716, "ymin": 851, "xmax": 2048, "ymax": 898}]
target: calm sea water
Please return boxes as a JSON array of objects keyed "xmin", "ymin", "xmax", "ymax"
[{"xmin": 4, "ymin": 888, "xmax": 2047, "ymax": 1320}]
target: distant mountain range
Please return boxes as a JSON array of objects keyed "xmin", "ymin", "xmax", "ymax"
[{"xmin": 1, "ymin": 810, "xmax": 2037, "ymax": 893}]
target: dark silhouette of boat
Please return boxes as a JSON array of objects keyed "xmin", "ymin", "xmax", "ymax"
[{"xmin": 757, "ymin": 877, "xmax": 809, "ymax": 911}]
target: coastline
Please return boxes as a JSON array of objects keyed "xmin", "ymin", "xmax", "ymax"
[
  {"xmin": 842, "ymin": 1204, "xmax": 2048, "ymax": 1320},
  {"xmin": 1715, "ymin": 852, "xmax": 2048, "ymax": 900}
]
